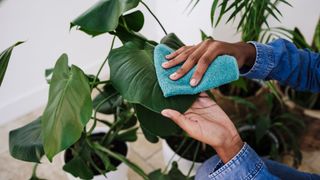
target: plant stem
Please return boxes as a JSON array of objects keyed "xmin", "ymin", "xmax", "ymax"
[
  {"xmin": 92, "ymin": 142, "xmax": 149, "ymax": 180},
  {"xmin": 187, "ymin": 142, "xmax": 200, "ymax": 177},
  {"xmin": 90, "ymin": 35, "xmax": 116, "ymax": 90},
  {"xmin": 163, "ymin": 136, "xmax": 188, "ymax": 173},
  {"xmin": 140, "ymin": 1, "xmax": 168, "ymax": 35},
  {"xmin": 87, "ymin": 93, "xmax": 118, "ymax": 135}
]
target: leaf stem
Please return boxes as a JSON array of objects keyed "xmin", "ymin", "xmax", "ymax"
[
  {"xmin": 87, "ymin": 93, "xmax": 118, "ymax": 135},
  {"xmin": 140, "ymin": 1, "xmax": 168, "ymax": 35},
  {"xmin": 90, "ymin": 35, "xmax": 116, "ymax": 90}
]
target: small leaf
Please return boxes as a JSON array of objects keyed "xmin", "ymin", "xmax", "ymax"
[
  {"xmin": 63, "ymin": 156, "xmax": 94, "ymax": 179},
  {"xmin": 200, "ymin": 29, "xmax": 209, "ymax": 41},
  {"xmin": 115, "ymin": 127, "xmax": 139, "ymax": 142},
  {"xmin": 9, "ymin": 117, "xmax": 44, "ymax": 163},
  {"xmin": 41, "ymin": 54, "xmax": 92, "ymax": 160},
  {"xmin": 160, "ymin": 33, "xmax": 185, "ymax": 50},
  {"xmin": 0, "ymin": 41, "xmax": 23, "ymax": 87},
  {"xmin": 71, "ymin": 0, "xmax": 140, "ymax": 36},
  {"xmin": 210, "ymin": 0, "xmax": 219, "ymax": 26},
  {"xmin": 122, "ymin": 10, "xmax": 144, "ymax": 32}
]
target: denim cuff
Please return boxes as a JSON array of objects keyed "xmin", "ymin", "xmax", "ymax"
[
  {"xmin": 240, "ymin": 41, "xmax": 275, "ymax": 80},
  {"xmin": 208, "ymin": 143, "xmax": 266, "ymax": 180}
]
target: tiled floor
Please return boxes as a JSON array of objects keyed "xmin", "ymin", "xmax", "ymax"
[{"xmin": 0, "ymin": 107, "xmax": 319, "ymax": 180}]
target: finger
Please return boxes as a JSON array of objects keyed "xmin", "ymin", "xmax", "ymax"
[
  {"xmin": 170, "ymin": 42, "xmax": 208, "ymax": 80},
  {"xmin": 190, "ymin": 52, "xmax": 213, "ymax": 86},
  {"xmin": 165, "ymin": 46, "xmax": 191, "ymax": 60},
  {"xmin": 161, "ymin": 109, "xmax": 191, "ymax": 131},
  {"xmin": 162, "ymin": 46, "xmax": 195, "ymax": 69}
]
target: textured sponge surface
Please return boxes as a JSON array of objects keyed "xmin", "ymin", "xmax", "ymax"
[{"xmin": 154, "ymin": 44, "xmax": 239, "ymax": 97}]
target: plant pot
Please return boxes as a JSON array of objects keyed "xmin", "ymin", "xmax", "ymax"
[
  {"xmin": 61, "ymin": 127, "xmax": 129, "ymax": 180},
  {"xmin": 162, "ymin": 140, "xmax": 202, "ymax": 176},
  {"xmin": 212, "ymin": 84, "xmax": 270, "ymax": 122},
  {"xmin": 276, "ymin": 84, "xmax": 320, "ymax": 120},
  {"xmin": 238, "ymin": 125, "xmax": 279, "ymax": 158}
]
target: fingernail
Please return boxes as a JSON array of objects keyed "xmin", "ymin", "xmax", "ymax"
[
  {"xmin": 190, "ymin": 78, "xmax": 198, "ymax": 86},
  {"xmin": 165, "ymin": 55, "xmax": 171, "ymax": 59},
  {"xmin": 162, "ymin": 62, "xmax": 168, "ymax": 68},
  {"xmin": 161, "ymin": 109, "xmax": 171, "ymax": 118},
  {"xmin": 170, "ymin": 72, "xmax": 177, "ymax": 79}
]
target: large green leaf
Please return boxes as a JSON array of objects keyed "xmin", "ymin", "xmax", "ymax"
[
  {"xmin": 41, "ymin": 54, "xmax": 92, "ymax": 160},
  {"xmin": 108, "ymin": 38, "xmax": 197, "ymax": 136},
  {"xmin": 9, "ymin": 117, "xmax": 44, "ymax": 163},
  {"xmin": 71, "ymin": 0, "xmax": 140, "ymax": 36},
  {"xmin": 93, "ymin": 84, "xmax": 122, "ymax": 114},
  {"xmin": 0, "ymin": 41, "xmax": 23, "ymax": 87}
]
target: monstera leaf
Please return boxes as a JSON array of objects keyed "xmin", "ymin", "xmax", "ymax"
[
  {"xmin": 41, "ymin": 54, "xmax": 92, "ymax": 160},
  {"xmin": 9, "ymin": 117, "xmax": 44, "ymax": 163},
  {"xmin": 108, "ymin": 34, "xmax": 197, "ymax": 136},
  {"xmin": 71, "ymin": 0, "xmax": 140, "ymax": 36},
  {"xmin": 0, "ymin": 41, "xmax": 23, "ymax": 87}
]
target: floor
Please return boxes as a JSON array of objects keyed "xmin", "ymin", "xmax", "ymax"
[{"xmin": 0, "ymin": 107, "xmax": 319, "ymax": 180}]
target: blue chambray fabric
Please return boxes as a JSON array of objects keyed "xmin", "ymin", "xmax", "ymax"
[
  {"xmin": 195, "ymin": 38, "xmax": 320, "ymax": 180},
  {"xmin": 241, "ymin": 38, "xmax": 320, "ymax": 92},
  {"xmin": 154, "ymin": 44, "xmax": 239, "ymax": 97}
]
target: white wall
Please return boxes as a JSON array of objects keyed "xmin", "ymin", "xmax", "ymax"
[{"xmin": 0, "ymin": 0, "xmax": 319, "ymax": 125}]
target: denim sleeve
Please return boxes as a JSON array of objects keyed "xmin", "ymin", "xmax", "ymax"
[
  {"xmin": 206, "ymin": 143, "xmax": 279, "ymax": 180},
  {"xmin": 240, "ymin": 38, "xmax": 320, "ymax": 92}
]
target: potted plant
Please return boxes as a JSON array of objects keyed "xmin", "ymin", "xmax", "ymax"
[
  {"xmin": 162, "ymin": 135, "xmax": 216, "ymax": 177},
  {"xmin": 7, "ymin": 1, "xmax": 198, "ymax": 179},
  {"xmin": 236, "ymin": 94, "xmax": 305, "ymax": 167}
]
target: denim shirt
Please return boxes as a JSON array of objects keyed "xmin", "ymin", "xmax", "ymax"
[{"xmin": 196, "ymin": 39, "xmax": 320, "ymax": 180}]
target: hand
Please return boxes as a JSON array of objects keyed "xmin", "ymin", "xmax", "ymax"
[
  {"xmin": 162, "ymin": 39, "xmax": 256, "ymax": 86},
  {"xmin": 161, "ymin": 92, "xmax": 244, "ymax": 163}
]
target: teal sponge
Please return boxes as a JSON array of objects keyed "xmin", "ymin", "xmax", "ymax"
[{"xmin": 154, "ymin": 44, "xmax": 239, "ymax": 97}]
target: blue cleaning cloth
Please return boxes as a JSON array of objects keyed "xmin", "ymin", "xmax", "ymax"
[{"xmin": 154, "ymin": 44, "xmax": 239, "ymax": 97}]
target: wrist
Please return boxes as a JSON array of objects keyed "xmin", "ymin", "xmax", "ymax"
[
  {"xmin": 213, "ymin": 134, "xmax": 244, "ymax": 164},
  {"xmin": 243, "ymin": 43, "xmax": 256, "ymax": 68}
]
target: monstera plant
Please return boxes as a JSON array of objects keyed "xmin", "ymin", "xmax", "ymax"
[{"xmin": 8, "ymin": 0, "xmax": 199, "ymax": 179}]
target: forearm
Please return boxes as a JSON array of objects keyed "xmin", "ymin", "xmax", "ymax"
[{"xmin": 241, "ymin": 38, "xmax": 320, "ymax": 92}]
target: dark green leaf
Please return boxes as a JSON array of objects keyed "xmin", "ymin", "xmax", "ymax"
[
  {"xmin": 115, "ymin": 127, "xmax": 138, "ymax": 142},
  {"xmin": 135, "ymin": 104, "xmax": 181, "ymax": 137},
  {"xmin": 228, "ymin": 96, "xmax": 256, "ymax": 110},
  {"xmin": 63, "ymin": 156, "xmax": 94, "ymax": 179},
  {"xmin": 94, "ymin": 150, "xmax": 116, "ymax": 172},
  {"xmin": 0, "ymin": 41, "xmax": 23, "ymax": 87},
  {"xmin": 108, "ymin": 38, "xmax": 197, "ymax": 136},
  {"xmin": 9, "ymin": 117, "xmax": 44, "ymax": 163},
  {"xmin": 93, "ymin": 84, "xmax": 121, "ymax": 114},
  {"xmin": 210, "ymin": 0, "xmax": 219, "ymax": 26},
  {"xmin": 122, "ymin": 113, "xmax": 138, "ymax": 129},
  {"xmin": 71, "ymin": 0, "xmax": 140, "ymax": 36},
  {"xmin": 41, "ymin": 54, "xmax": 93, "ymax": 160},
  {"xmin": 255, "ymin": 117, "xmax": 271, "ymax": 142},
  {"xmin": 312, "ymin": 18, "xmax": 320, "ymax": 52},
  {"xmin": 200, "ymin": 29, "xmax": 209, "ymax": 41},
  {"xmin": 122, "ymin": 10, "xmax": 144, "ymax": 32},
  {"xmin": 160, "ymin": 33, "xmax": 185, "ymax": 50},
  {"xmin": 140, "ymin": 124, "xmax": 159, "ymax": 143}
]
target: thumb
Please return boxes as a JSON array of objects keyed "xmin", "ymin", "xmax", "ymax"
[{"xmin": 161, "ymin": 109, "xmax": 188, "ymax": 130}]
